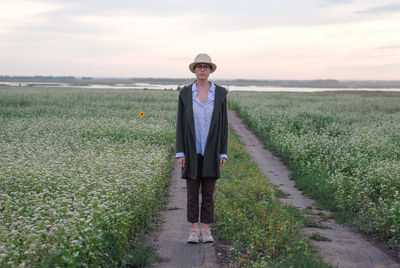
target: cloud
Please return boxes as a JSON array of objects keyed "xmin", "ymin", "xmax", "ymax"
[
  {"xmin": 1, "ymin": 0, "xmax": 399, "ymax": 79},
  {"xmin": 323, "ymin": 62, "xmax": 400, "ymax": 80},
  {"xmin": 355, "ymin": 3, "xmax": 400, "ymax": 14},
  {"xmin": 16, "ymin": 0, "xmax": 346, "ymax": 30},
  {"xmin": 0, "ymin": 0, "xmax": 67, "ymax": 34},
  {"xmin": 317, "ymin": 0, "xmax": 355, "ymax": 7},
  {"xmin": 5, "ymin": 0, "xmax": 396, "ymax": 37},
  {"xmin": 378, "ymin": 45, "xmax": 400, "ymax": 50}
]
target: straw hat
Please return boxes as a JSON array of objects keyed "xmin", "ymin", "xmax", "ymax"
[{"xmin": 189, "ymin": 53, "xmax": 217, "ymax": 73}]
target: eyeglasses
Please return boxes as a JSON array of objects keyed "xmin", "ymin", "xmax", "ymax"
[{"xmin": 195, "ymin": 64, "xmax": 211, "ymax": 70}]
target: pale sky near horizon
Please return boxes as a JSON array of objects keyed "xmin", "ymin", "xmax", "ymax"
[{"xmin": 1, "ymin": 0, "xmax": 399, "ymax": 80}]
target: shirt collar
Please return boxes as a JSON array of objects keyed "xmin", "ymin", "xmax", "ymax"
[{"xmin": 192, "ymin": 81, "xmax": 215, "ymax": 93}]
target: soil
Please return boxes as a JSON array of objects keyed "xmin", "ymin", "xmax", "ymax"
[
  {"xmin": 147, "ymin": 159, "xmax": 219, "ymax": 268},
  {"xmin": 228, "ymin": 109, "xmax": 400, "ymax": 268}
]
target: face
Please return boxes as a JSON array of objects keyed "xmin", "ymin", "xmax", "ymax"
[{"xmin": 194, "ymin": 63, "xmax": 212, "ymax": 80}]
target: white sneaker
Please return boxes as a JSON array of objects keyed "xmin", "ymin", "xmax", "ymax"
[
  {"xmin": 201, "ymin": 228, "xmax": 214, "ymax": 243},
  {"xmin": 187, "ymin": 228, "xmax": 201, "ymax": 244}
]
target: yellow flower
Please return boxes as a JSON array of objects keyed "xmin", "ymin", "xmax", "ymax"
[{"xmin": 139, "ymin": 112, "xmax": 144, "ymax": 117}]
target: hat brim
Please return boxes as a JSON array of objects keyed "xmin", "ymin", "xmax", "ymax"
[{"xmin": 189, "ymin": 62, "xmax": 217, "ymax": 73}]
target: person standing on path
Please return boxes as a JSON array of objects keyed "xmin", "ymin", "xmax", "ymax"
[{"xmin": 175, "ymin": 53, "xmax": 228, "ymax": 244}]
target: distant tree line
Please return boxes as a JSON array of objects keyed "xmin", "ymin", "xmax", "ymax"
[
  {"xmin": 1, "ymin": 76, "xmax": 399, "ymax": 88},
  {"xmin": 0, "ymin": 76, "xmax": 76, "ymax": 82}
]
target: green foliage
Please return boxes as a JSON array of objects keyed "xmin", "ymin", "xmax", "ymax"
[
  {"xmin": 229, "ymin": 91, "xmax": 400, "ymax": 249},
  {"xmin": 0, "ymin": 87, "xmax": 178, "ymax": 267},
  {"xmin": 214, "ymin": 130, "xmax": 332, "ymax": 267},
  {"xmin": 284, "ymin": 205, "xmax": 326, "ymax": 229},
  {"xmin": 292, "ymin": 172, "xmax": 336, "ymax": 211},
  {"xmin": 310, "ymin": 233, "xmax": 332, "ymax": 242}
]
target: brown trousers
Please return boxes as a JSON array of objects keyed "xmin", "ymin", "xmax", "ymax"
[{"xmin": 186, "ymin": 155, "xmax": 217, "ymax": 224}]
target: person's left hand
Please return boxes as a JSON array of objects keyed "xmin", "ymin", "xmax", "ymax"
[{"xmin": 220, "ymin": 158, "xmax": 227, "ymax": 167}]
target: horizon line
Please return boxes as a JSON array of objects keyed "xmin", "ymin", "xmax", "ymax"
[{"xmin": 1, "ymin": 75, "xmax": 400, "ymax": 82}]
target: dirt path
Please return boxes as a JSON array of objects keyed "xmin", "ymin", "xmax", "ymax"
[
  {"xmin": 228, "ymin": 109, "xmax": 399, "ymax": 268},
  {"xmin": 148, "ymin": 159, "xmax": 219, "ymax": 268}
]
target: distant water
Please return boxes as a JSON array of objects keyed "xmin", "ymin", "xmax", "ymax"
[
  {"xmin": 0, "ymin": 82, "xmax": 180, "ymax": 90},
  {"xmin": 225, "ymin": 85, "xmax": 400, "ymax": 92},
  {"xmin": 2, "ymin": 82, "xmax": 400, "ymax": 92}
]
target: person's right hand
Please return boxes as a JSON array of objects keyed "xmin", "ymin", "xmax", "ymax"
[{"xmin": 178, "ymin": 157, "xmax": 186, "ymax": 168}]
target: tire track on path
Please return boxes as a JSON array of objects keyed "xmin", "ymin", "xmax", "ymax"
[
  {"xmin": 148, "ymin": 159, "xmax": 219, "ymax": 268},
  {"xmin": 228, "ymin": 109, "xmax": 399, "ymax": 268}
]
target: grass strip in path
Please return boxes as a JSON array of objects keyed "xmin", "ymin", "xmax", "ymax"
[{"xmin": 213, "ymin": 128, "xmax": 331, "ymax": 267}]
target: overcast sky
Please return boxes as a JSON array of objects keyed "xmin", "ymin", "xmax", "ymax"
[{"xmin": 1, "ymin": 0, "xmax": 399, "ymax": 79}]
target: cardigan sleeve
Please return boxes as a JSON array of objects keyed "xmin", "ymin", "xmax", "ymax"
[
  {"xmin": 219, "ymin": 94, "xmax": 228, "ymax": 156},
  {"xmin": 175, "ymin": 93, "xmax": 185, "ymax": 155}
]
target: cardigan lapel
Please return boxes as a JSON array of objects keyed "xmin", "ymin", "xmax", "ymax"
[
  {"xmin": 183, "ymin": 85, "xmax": 196, "ymax": 138},
  {"xmin": 207, "ymin": 86, "xmax": 224, "ymax": 138}
]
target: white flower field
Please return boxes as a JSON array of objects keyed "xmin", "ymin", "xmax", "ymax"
[
  {"xmin": 0, "ymin": 87, "xmax": 177, "ymax": 266},
  {"xmin": 1, "ymin": 87, "xmax": 399, "ymax": 266},
  {"xmin": 229, "ymin": 91, "xmax": 400, "ymax": 249}
]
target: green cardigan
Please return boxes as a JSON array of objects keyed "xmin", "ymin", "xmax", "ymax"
[{"xmin": 175, "ymin": 83, "xmax": 228, "ymax": 180}]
